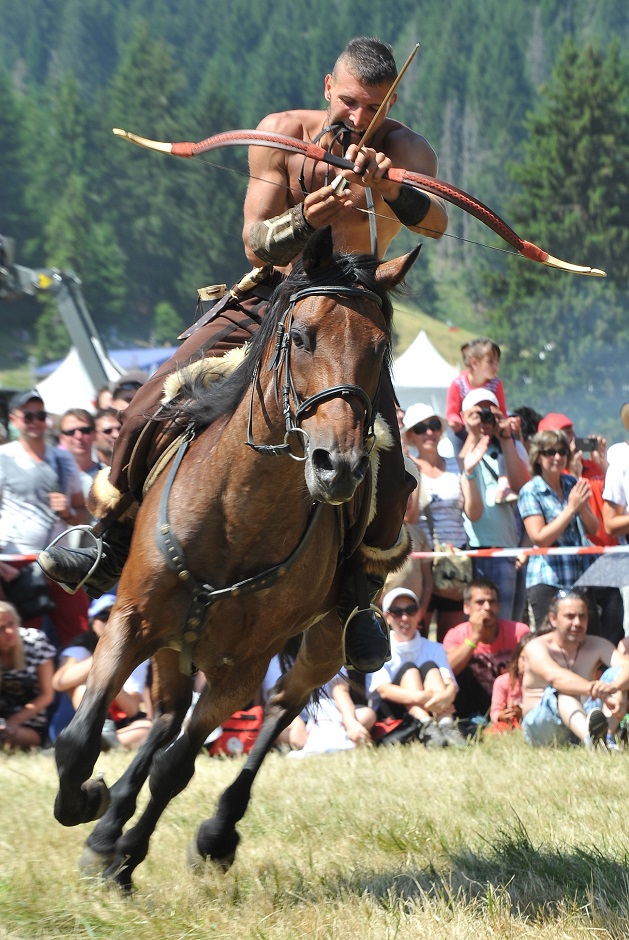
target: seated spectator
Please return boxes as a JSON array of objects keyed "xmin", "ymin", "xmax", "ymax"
[
  {"xmin": 517, "ymin": 429, "xmax": 599, "ymax": 631},
  {"xmin": 0, "ymin": 601, "xmax": 55, "ymax": 749},
  {"xmin": 367, "ymin": 587, "xmax": 464, "ymax": 748},
  {"xmin": 458, "ymin": 390, "xmax": 529, "ymax": 620},
  {"xmin": 51, "ymin": 593, "xmax": 152, "ymax": 750},
  {"xmin": 443, "ymin": 578, "xmax": 529, "ymax": 724},
  {"xmin": 521, "ymin": 590, "xmax": 629, "ymax": 749},
  {"xmin": 288, "ymin": 672, "xmax": 376, "ymax": 758},
  {"xmin": 489, "ymin": 633, "xmax": 532, "ymax": 732},
  {"xmin": 401, "ymin": 403, "xmax": 482, "ymax": 640}
]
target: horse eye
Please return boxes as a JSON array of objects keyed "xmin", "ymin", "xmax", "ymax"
[{"xmin": 291, "ymin": 329, "xmax": 310, "ymax": 351}]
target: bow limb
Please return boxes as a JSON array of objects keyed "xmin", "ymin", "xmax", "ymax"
[{"xmin": 112, "ymin": 127, "xmax": 606, "ymax": 277}]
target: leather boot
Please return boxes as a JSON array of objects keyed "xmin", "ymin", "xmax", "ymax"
[
  {"xmin": 38, "ymin": 521, "xmax": 134, "ymax": 599},
  {"xmin": 337, "ymin": 563, "xmax": 389, "ymax": 673}
]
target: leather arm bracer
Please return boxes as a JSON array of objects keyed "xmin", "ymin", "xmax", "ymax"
[{"xmin": 249, "ymin": 205, "xmax": 315, "ymax": 266}]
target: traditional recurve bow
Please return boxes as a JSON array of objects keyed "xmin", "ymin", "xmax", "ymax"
[{"xmin": 112, "ymin": 126, "xmax": 606, "ymax": 277}]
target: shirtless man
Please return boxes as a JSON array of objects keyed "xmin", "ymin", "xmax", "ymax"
[
  {"xmin": 40, "ymin": 37, "xmax": 447, "ymax": 673},
  {"xmin": 521, "ymin": 590, "xmax": 629, "ymax": 749}
]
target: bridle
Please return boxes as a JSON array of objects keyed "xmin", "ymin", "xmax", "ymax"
[{"xmin": 245, "ymin": 284, "xmax": 384, "ymax": 459}]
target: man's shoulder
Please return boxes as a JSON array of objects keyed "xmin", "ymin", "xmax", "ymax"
[
  {"xmin": 378, "ymin": 120, "xmax": 438, "ymax": 174},
  {"xmin": 256, "ymin": 109, "xmax": 326, "ymax": 142},
  {"xmin": 497, "ymin": 619, "xmax": 529, "ymax": 642},
  {"xmin": 442, "ymin": 621, "xmax": 470, "ymax": 647},
  {"xmin": 0, "ymin": 440, "xmax": 21, "ymax": 458}
]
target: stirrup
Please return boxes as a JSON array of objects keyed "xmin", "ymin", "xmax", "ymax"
[
  {"xmin": 41, "ymin": 526, "xmax": 104, "ymax": 595},
  {"xmin": 341, "ymin": 603, "xmax": 391, "ymax": 669}
]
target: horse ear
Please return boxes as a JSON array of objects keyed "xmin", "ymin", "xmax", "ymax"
[
  {"xmin": 302, "ymin": 226, "xmax": 334, "ymax": 273},
  {"xmin": 375, "ymin": 243, "xmax": 421, "ymax": 291}
]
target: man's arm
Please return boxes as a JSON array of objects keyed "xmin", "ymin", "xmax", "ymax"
[
  {"xmin": 603, "ymin": 498, "xmax": 629, "ymax": 538},
  {"xmin": 526, "ymin": 639, "xmax": 607, "ymax": 698}
]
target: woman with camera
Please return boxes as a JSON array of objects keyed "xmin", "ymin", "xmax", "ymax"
[
  {"xmin": 402, "ymin": 402, "xmax": 482, "ymax": 640},
  {"xmin": 517, "ymin": 429, "xmax": 599, "ymax": 631}
]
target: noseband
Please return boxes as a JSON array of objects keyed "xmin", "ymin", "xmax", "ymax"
[{"xmin": 246, "ymin": 284, "xmax": 384, "ymax": 459}]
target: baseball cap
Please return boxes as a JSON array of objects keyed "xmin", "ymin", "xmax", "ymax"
[
  {"xmin": 461, "ymin": 388, "xmax": 499, "ymax": 412},
  {"xmin": 382, "ymin": 587, "xmax": 419, "ymax": 612},
  {"xmin": 9, "ymin": 389, "xmax": 44, "ymax": 412},
  {"xmin": 401, "ymin": 402, "xmax": 444, "ymax": 432},
  {"xmin": 88, "ymin": 592, "xmax": 117, "ymax": 619},
  {"xmin": 538, "ymin": 412, "xmax": 572, "ymax": 432}
]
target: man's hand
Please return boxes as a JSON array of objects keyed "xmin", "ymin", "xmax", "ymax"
[
  {"xmin": 342, "ymin": 144, "xmax": 399, "ymax": 201},
  {"xmin": 302, "ymin": 182, "xmax": 353, "ymax": 229}
]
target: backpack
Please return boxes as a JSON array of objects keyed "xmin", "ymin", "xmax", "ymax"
[{"xmin": 208, "ymin": 706, "xmax": 264, "ymax": 757}]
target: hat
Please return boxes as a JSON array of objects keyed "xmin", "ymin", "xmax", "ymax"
[
  {"xmin": 401, "ymin": 402, "xmax": 444, "ymax": 433},
  {"xmin": 9, "ymin": 389, "xmax": 44, "ymax": 412},
  {"xmin": 110, "ymin": 369, "xmax": 148, "ymax": 393},
  {"xmin": 537, "ymin": 412, "xmax": 573, "ymax": 432},
  {"xmin": 382, "ymin": 586, "xmax": 419, "ymax": 612},
  {"xmin": 461, "ymin": 388, "xmax": 499, "ymax": 412},
  {"xmin": 88, "ymin": 592, "xmax": 117, "ymax": 619}
]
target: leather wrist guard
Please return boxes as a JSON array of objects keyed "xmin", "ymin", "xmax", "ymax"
[
  {"xmin": 249, "ymin": 205, "xmax": 315, "ymax": 265},
  {"xmin": 384, "ymin": 185, "xmax": 431, "ymax": 227}
]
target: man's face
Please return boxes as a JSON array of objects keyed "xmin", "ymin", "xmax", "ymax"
[
  {"xmin": 94, "ymin": 416, "xmax": 120, "ymax": 458},
  {"xmin": 324, "ymin": 65, "xmax": 395, "ymax": 140},
  {"xmin": 464, "ymin": 587, "xmax": 499, "ymax": 631},
  {"xmin": 60, "ymin": 415, "xmax": 94, "ymax": 460},
  {"xmin": 463, "ymin": 399, "xmax": 501, "ymax": 436},
  {"xmin": 384, "ymin": 593, "xmax": 420, "ymax": 641},
  {"xmin": 10, "ymin": 398, "xmax": 47, "ymax": 442},
  {"xmin": 550, "ymin": 597, "xmax": 588, "ymax": 643}
]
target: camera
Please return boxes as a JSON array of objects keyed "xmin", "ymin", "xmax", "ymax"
[
  {"xmin": 574, "ymin": 436, "xmax": 598, "ymax": 453},
  {"xmin": 478, "ymin": 408, "xmax": 496, "ymax": 425}
]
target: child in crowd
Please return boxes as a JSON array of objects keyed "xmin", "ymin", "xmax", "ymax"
[
  {"xmin": 489, "ymin": 634, "xmax": 532, "ymax": 732},
  {"xmin": 446, "ymin": 337, "xmax": 515, "ymax": 502}
]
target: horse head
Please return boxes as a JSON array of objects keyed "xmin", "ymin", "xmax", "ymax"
[{"xmin": 281, "ymin": 227, "xmax": 419, "ymax": 505}]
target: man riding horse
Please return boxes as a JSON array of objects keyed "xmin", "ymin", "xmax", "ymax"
[{"xmin": 39, "ymin": 36, "xmax": 448, "ymax": 673}]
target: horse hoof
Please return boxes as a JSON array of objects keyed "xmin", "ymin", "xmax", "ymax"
[
  {"xmin": 78, "ymin": 845, "xmax": 115, "ymax": 879},
  {"xmin": 83, "ymin": 775, "xmax": 111, "ymax": 821},
  {"xmin": 187, "ymin": 838, "xmax": 236, "ymax": 874}
]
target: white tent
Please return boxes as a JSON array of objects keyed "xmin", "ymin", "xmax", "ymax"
[
  {"xmin": 392, "ymin": 329, "xmax": 458, "ymax": 415},
  {"xmin": 36, "ymin": 346, "xmax": 121, "ymax": 415}
]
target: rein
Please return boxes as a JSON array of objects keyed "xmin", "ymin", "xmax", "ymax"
[
  {"xmin": 155, "ymin": 427, "xmax": 324, "ymax": 674},
  {"xmin": 245, "ymin": 284, "xmax": 383, "ymax": 459}
]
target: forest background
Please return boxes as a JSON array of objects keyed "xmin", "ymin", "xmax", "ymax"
[{"xmin": 1, "ymin": 0, "xmax": 628, "ymax": 436}]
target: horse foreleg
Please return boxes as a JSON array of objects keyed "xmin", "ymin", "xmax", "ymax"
[
  {"xmin": 194, "ymin": 614, "xmax": 344, "ymax": 870},
  {"xmin": 54, "ymin": 613, "xmax": 149, "ymax": 828},
  {"xmin": 80, "ymin": 649, "xmax": 193, "ymax": 878}
]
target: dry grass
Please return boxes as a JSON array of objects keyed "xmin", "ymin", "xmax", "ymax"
[{"xmin": 1, "ymin": 734, "xmax": 628, "ymax": 939}]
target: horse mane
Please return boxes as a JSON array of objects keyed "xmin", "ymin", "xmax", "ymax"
[{"xmin": 162, "ymin": 249, "xmax": 396, "ymax": 430}]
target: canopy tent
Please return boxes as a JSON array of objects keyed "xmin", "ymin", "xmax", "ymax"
[
  {"xmin": 392, "ymin": 329, "xmax": 458, "ymax": 415},
  {"xmin": 36, "ymin": 345, "xmax": 121, "ymax": 415}
]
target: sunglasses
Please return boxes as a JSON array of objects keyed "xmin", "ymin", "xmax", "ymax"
[
  {"xmin": 411, "ymin": 418, "xmax": 442, "ymax": 435},
  {"xmin": 98, "ymin": 426, "xmax": 119, "ymax": 435},
  {"xmin": 21, "ymin": 410, "xmax": 47, "ymax": 422},
  {"xmin": 60, "ymin": 426, "xmax": 94, "ymax": 437},
  {"xmin": 388, "ymin": 603, "xmax": 419, "ymax": 617},
  {"xmin": 540, "ymin": 447, "xmax": 568, "ymax": 457}
]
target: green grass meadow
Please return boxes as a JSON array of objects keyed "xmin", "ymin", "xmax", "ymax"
[{"xmin": 1, "ymin": 734, "xmax": 629, "ymax": 939}]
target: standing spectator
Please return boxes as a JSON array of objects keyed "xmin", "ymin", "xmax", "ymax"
[
  {"xmin": 517, "ymin": 430, "xmax": 599, "ymax": 632},
  {"xmin": 537, "ymin": 411, "xmax": 621, "ymax": 642},
  {"xmin": 401, "ymin": 402, "xmax": 481, "ymax": 639},
  {"xmin": 367, "ymin": 587, "xmax": 464, "ymax": 747},
  {"xmin": 459, "ymin": 389, "xmax": 530, "ymax": 619},
  {"xmin": 0, "ymin": 390, "xmax": 89, "ymax": 648},
  {"xmin": 443, "ymin": 578, "xmax": 529, "ymax": 725},
  {"xmin": 58, "ymin": 409, "xmax": 100, "ymax": 498},
  {"xmin": 0, "ymin": 600, "xmax": 55, "ymax": 749},
  {"xmin": 93, "ymin": 408, "xmax": 121, "ymax": 468}
]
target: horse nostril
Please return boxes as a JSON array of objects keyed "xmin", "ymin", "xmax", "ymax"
[{"xmin": 311, "ymin": 448, "xmax": 335, "ymax": 475}]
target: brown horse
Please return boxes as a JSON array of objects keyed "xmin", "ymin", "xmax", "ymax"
[{"xmin": 53, "ymin": 227, "xmax": 419, "ymax": 890}]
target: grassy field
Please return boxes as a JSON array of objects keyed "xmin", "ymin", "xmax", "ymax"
[{"xmin": 1, "ymin": 734, "xmax": 628, "ymax": 939}]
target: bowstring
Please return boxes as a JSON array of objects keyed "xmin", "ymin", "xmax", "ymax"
[{"xmin": 173, "ymin": 150, "xmax": 523, "ymax": 259}]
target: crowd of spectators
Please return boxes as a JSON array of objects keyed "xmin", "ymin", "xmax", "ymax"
[{"xmin": 2, "ymin": 334, "xmax": 629, "ymax": 757}]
